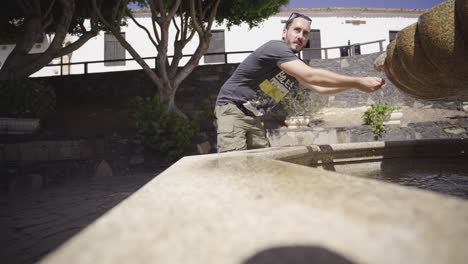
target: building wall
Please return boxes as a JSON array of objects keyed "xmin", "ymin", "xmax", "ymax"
[
  {"xmin": 39, "ymin": 52, "xmax": 454, "ymax": 122},
  {"xmin": 0, "ymin": 8, "xmax": 422, "ymax": 77}
]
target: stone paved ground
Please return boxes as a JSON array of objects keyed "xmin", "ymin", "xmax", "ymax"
[
  {"xmin": 0, "ymin": 173, "xmax": 161, "ymax": 264},
  {"xmin": 2, "ymin": 107, "xmax": 467, "ymax": 264}
]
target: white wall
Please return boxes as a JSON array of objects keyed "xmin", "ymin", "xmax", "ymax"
[
  {"xmin": 0, "ymin": 35, "xmax": 63, "ymax": 77},
  {"xmin": 0, "ymin": 9, "xmax": 421, "ymax": 77}
]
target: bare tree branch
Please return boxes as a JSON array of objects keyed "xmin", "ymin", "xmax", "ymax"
[
  {"xmin": 168, "ymin": 13, "xmax": 195, "ymax": 78},
  {"xmin": 16, "ymin": 0, "xmax": 29, "ymax": 13},
  {"xmin": 0, "ymin": 0, "xmax": 73, "ymax": 79},
  {"xmin": 173, "ymin": 0, "xmax": 220, "ymax": 89},
  {"xmin": 186, "ymin": 28, "xmax": 196, "ymax": 42},
  {"xmin": 78, "ymin": 19, "xmax": 87, "ymax": 33},
  {"xmin": 111, "ymin": 0, "xmax": 123, "ymax": 22},
  {"xmin": 206, "ymin": 0, "xmax": 221, "ymax": 31},
  {"xmin": 90, "ymin": 0, "xmax": 162, "ymax": 88},
  {"xmin": 43, "ymin": 0, "xmax": 73, "ymax": 53},
  {"xmin": 31, "ymin": 0, "xmax": 41, "ymax": 12},
  {"xmin": 156, "ymin": 0, "xmax": 165, "ymax": 17},
  {"xmin": 189, "ymin": 0, "xmax": 204, "ymax": 35},
  {"xmin": 147, "ymin": 0, "xmax": 162, "ymax": 42},
  {"xmin": 154, "ymin": 1, "xmax": 183, "ymax": 85},
  {"xmin": 198, "ymin": 0, "xmax": 203, "ymax": 20},
  {"xmin": 116, "ymin": 0, "xmax": 130, "ymax": 27},
  {"xmin": 128, "ymin": 10, "xmax": 158, "ymax": 48},
  {"xmin": 173, "ymin": 16, "xmax": 181, "ymax": 42},
  {"xmin": 167, "ymin": 0, "xmax": 181, "ymax": 18},
  {"xmin": 43, "ymin": 0, "xmax": 56, "ymax": 20},
  {"xmin": 57, "ymin": 30, "xmax": 97, "ymax": 56},
  {"xmin": 181, "ymin": 14, "xmax": 187, "ymax": 38}
]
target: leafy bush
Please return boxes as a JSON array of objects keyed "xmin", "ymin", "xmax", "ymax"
[
  {"xmin": 280, "ymin": 84, "xmax": 324, "ymax": 117},
  {"xmin": 362, "ymin": 104, "xmax": 400, "ymax": 137},
  {"xmin": 0, "ymin": 78, "xmax": 56, "ymax": 118},
  {"xmin": 130, "ymin": 95, "xmax": 198, "ymax": 158},
  {"xmin": 199, "ymin": 100, "xmax": 216, "ymax": 131}
]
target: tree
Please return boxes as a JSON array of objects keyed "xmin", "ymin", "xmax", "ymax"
[
  {"xmin": 0, "ymin": 0, "xmax": 127, "ymax": 80},
  {"xmin": 92, "ymin": 0, "xmax": 289, "ymax": 116}
]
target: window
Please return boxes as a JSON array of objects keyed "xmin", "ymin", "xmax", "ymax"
[
  {"xmin": 204, "ymin": 30, "xmax": 225, "ymax": 64},
  {"xmin": 104, "ymin": 33, "xmax": 126, "ymax": 66},
  {"xmin": 303, "ymin": 29, "xmax": 321, "ymax": 60},
  {"xmin": 389, "ymin": 31, "xmax": 399, "ymax": 42},
  {"xmin": 353, "ymin": 45, "xmax": 361, "ymax": 55},
  {"xmin": 340, "ymin": 47, "xmax": 349, "ymax": 57}
]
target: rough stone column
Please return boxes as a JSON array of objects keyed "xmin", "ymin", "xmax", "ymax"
[{"xmin": 375, "ymin": 0, "xmax": 468, "ymax": 100}]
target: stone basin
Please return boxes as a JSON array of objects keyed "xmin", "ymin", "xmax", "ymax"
[{"xmin": 40, "ymin": 139, "xmax": 468, "ymax": 264}]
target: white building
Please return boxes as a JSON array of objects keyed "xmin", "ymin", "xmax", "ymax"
[{"xmin": 0, "ymin": 8, "xmax": 423, "ymax": 77}]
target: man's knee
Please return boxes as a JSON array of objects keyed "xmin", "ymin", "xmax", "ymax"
[{"xmin": 247, "ymin": 130, "xmax": 269, "ymax": 149}]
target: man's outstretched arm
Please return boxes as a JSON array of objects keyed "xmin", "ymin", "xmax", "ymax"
[{"xmin": 278, "ymin": 59, "xmax": 385, "ymax": 94}]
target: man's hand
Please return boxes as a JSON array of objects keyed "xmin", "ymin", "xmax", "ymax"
[{"xmin": 356, "ymin": 77, "xmax": 386, "ymax": 93}]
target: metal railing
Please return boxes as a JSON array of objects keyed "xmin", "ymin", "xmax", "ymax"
[
  {"xmin": 46, "ymin": 51, "xmax": 253, "ymax": 76},
  {"xmin": 302, "ymin": 39, "xmax": 386, "ymax": 60},
  {"xmin": 43, "ymin": 39, "xmax": 386, "ymax": 76}
]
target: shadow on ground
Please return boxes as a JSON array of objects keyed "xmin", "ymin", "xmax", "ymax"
[{"xmin": 0, "ymin": 173, "xmax": 158, "ymax": 264}]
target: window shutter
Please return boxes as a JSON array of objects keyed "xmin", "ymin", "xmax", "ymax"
[
  {"xmin": 303, "ymin": 29, "xmax": 322, "ymax": 60},
  {"xmin": 389, "ymin": 31, "xmax": 399, "ymax": 42},
  {"xmin": 204, "ymin": 30, "xmax": 225, "ymax": 64},
  {"xmin": 104, "ymin": 33, "xmax": 126, "ymax": 66}
]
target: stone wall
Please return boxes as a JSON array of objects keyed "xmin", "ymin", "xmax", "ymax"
[
  {"xmin": 268, "ymin": 119, "xmax": 468, "ymax": 147},
  {"xmin": 307, "ymin": 53, "xmax": 460, "ymax": 109},
  {"xmin": 40, "ymin": 64, "xmax": 238, "ymax": 120},
  {"xmin": 2, "ymin": 53, "xmax": 463, "ymax": 192},
  {"xmin": 39, "ymin": 52, "xmax": 459, "ymax": 121}
]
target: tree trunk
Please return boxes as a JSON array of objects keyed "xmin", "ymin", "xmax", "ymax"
[
  {"xmin": 158, "ymin": 82, "xmax": 188, "ymax": 119},
  {"xmin": 0, "ymin": 0, "xmax": 78, "ymax": 80}
]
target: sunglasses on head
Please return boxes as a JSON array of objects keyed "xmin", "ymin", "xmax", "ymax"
[{"xmin": 285, "ymin": 12, "xmax": 312, "ymax": 28}]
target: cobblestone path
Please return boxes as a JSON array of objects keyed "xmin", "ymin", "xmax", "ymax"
[{"xmin": 0, "ymin": 173, "xmax": 160, "ymax": 264}]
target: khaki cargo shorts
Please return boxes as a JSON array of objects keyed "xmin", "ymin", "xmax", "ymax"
[{"xmin": 214, "ymin": 104, "xmax": 269, "ymax": 153}]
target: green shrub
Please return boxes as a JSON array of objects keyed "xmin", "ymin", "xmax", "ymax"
[
  {"xmin": 0, "ymin": 78, "xmax": 56, "ymax": 118},
  {"xmin": 362, "ymin": 104, "xmax": 400, "ymax": 137},
  {"xmin": 280, "ymin": 84, "xmax": 324, "ymax": 117},
  {"xmin": 130, "ymin": 95, "xmax": 198, "ymax": 158},
  {"xmin": 199, "ymin": 100, "xmax": 216, "ymax": 131}
]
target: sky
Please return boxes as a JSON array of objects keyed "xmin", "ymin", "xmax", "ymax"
[{"xmin": 282, "ymin": 0, "xmax": 446, "ymax": 10}]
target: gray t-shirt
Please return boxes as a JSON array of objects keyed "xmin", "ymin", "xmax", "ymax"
[{"xmin": 216, "ymin": 40, "xmax": 299, "ymax": 116}]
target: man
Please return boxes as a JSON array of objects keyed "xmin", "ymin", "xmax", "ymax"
[{"xmin": 215, "ymin": 12, "xmax": 385, "ymax": 153}]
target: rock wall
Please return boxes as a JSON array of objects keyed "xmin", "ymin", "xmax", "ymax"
[
  {"xmin": 40, "ymin": 53, "xmax": 460, "ymax": 122},
  {"xmin": 1, "ymin": 55, "xmax": 464, "ymax": 192},
  {"xmin": 308, "ymin": 53, "xmax": 461, "ymax": 109},
  {"xmin": 40, "ymin": 64, "xmax": 238, "ymax": 121}
]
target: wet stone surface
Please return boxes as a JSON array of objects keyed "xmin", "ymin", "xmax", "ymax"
[{"xmin": 0, "ymin": 173, "xmax": 160, "ymax": 264}]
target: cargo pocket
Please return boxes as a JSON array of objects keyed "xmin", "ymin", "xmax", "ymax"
[{"xmin": 217, "ymin": 123, "xmax": 236, "ymax": 153}]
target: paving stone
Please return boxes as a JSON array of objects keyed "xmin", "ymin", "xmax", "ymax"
[
  {"xmin": 94, "ymin": 160, "xmax": 113, "ymax": 178},
  {"xmin": 444, "ymin": 127, "xmax": 466, "ymax": 135},
  {"xmin": 0, "ymin": 173, "xmax": 157, "ymax": 264}
]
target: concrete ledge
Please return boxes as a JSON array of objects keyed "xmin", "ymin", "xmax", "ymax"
[
  {"xmin": 41, "ymin": 140, "xmax": 468, "ymax": 264},
  {"xmin": 267, "ymin": 119, "xmax": 468, "ymax": 147}
]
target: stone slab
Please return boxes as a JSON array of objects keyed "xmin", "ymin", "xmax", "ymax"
[{"xmin": 41, "ymin": 142, "xmax": 468, "ymax": 264}]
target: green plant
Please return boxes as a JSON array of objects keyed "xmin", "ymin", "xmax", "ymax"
[
  {"xmin": 130, "ymin": 95, "xmax": 198, "ymax": 158},
  {"xmin": 362, "ymin": 104, "xmax": 400, "ymax": 137},
  {"xmin": 0, "ymin": 78, "xmax": 56, "ymax": 118},
  {"xmin": 280, "ymin": 84, "xmax": 324, "ymax": 117},
  {"xmin": 199, "ymin": 100, "xmax": 216, "ymax": 131}
]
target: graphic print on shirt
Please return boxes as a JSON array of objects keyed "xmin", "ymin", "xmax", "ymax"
[{"xmin": 243, "ymin": 71, "xmax": 298, "ymax": 116}]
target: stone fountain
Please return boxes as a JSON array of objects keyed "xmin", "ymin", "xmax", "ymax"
[
  {"xmin": 374, "ymin": 0, "xmax": 468, "ymax": 100},
  {"xmin": 38, "ymin": 2, "xmax": 468, "ymax": 263}
]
